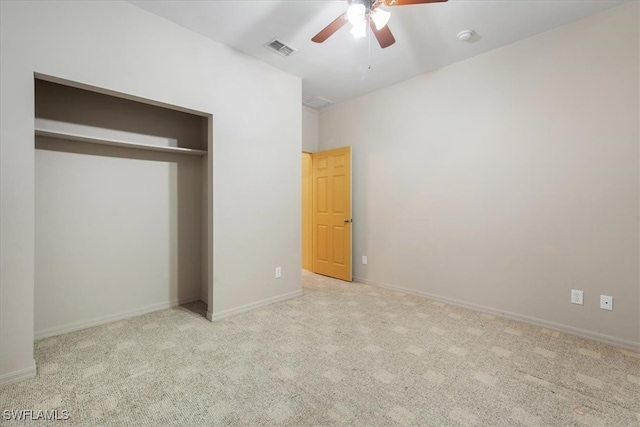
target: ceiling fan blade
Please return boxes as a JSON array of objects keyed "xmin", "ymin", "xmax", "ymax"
[
  {"xmin": 370, "ymin": 20, "xmax": 395, "ymax": 48},
  {"xmin": 312, "ymin": 13, "xmax": 348, "ymax": 43},
  {"xmin": 384, "ymin": 0, "xmax": 447, "ymax": 5}
]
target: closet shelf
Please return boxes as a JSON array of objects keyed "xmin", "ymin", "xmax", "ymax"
[{"xmin": 35, "ymin": 128, "xmax": 207, "ymax": 156}]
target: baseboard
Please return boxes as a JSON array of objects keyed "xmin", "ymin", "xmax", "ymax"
[
  {"xmin": 0, "ymin": 359, "xmax": 36, "ymax": 387},
  {"xmin": 354, "ymin": 276, "xmax": 640, "ymax": 353},
  {"xmin": 207, "ymin": 289, "xmax": 304, "ymax": 321},
  {"xmin": 34, "ymin": 295, "xmax": 202, "ymax": 340}
]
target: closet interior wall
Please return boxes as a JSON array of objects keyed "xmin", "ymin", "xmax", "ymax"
[{"xmin": 34, "ymin": 79, "xmax": 209, "ymax": 338}]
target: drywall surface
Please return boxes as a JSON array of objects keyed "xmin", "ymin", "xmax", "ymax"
[
  {"xmin": 0, "ymin": 0, "xmax": 301, "ymax": 381},
  {"xmin": 319, "ymin": 4, "xmax": 639, "ymax": 348},
  {"xmin": 34, "ymin": 139, "xmax": 203, "ymax": 337},
  {"xmin": 35, "ymin": 80, "xmax": 208, "ymax": 150},
  {"xmin": 302, "ymin": 106, "xmax": 319, "ymax": 153}
]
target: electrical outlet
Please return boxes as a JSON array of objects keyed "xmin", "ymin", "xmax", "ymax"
[
  {"xmin": 275, "ymin": 267, "xmax": 282, "ymax": 278},
  {"xmin": 571, "ymin": 289, "xmax": 583, "ymax": 305},
  {"xmin": 362, "ymin": 255, "xmax": 367, "ymax": 265},
  {"xmin": 600, "ymin": 295, "xmax": 613, "ymax": 311}
]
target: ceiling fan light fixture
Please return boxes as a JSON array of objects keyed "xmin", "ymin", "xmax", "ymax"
[
  {"xmin": 350, "ymin": 20, "xmax": 367, "ymax": 38},
  {"xmin": 371, "ymin": 8, "xmax": 391, "ymax": 31},
  {"xmin": 347, "ymin": 3, "xmax": 366, "ymax": 26}
]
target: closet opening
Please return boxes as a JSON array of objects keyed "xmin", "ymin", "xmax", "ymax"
[{"xmin": 34, "ymin": 75, "xmax": 213, "ymax": 339}]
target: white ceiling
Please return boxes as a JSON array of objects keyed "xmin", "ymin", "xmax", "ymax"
[{"xmin": 128, "ymin": 0, "xmax": 627, "ymax": 106}]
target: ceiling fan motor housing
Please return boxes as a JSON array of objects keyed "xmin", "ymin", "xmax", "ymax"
[{"xmin": 350, "ymin": 0, "xmax": 374, "ymax": 13}]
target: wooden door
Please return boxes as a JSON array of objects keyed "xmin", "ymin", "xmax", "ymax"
[{"xmin": 312, "ymin": 147, "xmax": 352, "ymax": 281}]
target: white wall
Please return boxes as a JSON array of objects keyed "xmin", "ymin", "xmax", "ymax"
[
  {"xmin": 302, "ymin": 106, "xmax": 319, "ymax": 153},
  {"xmin": 319, "ymin": 4, "xmax": 639, "ymax": 349},
  {"xmin": 35, "ymin": 140, "xmax": 204, "ymax": 337},
  {"xmin": 0, "ymin": 0, "xmax": 302, "ymax": 383}
]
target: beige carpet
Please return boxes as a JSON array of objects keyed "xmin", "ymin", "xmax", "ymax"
[{"xmin": 1, "ymin": 272, "xmax": 639, "ymax": 426}]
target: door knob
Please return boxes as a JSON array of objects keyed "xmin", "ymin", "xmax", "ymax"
[{"xmin": 344, "ymin": 218, "xmax": 352, "ymax": 223}]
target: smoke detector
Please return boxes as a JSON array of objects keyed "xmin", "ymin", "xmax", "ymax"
[{"xmin": 457, "ymin": 30, "xmax": 474, "ymax": 42}]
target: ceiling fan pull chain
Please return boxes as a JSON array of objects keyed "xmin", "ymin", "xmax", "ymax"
[{"xmin": 368, "ymin": 20, "xmax": 372, "ymax": 70}]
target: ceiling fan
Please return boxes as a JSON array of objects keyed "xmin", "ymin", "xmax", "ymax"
[{"xmin": 312, "ymin": 0, "xmax": 448, "ymax": 49}]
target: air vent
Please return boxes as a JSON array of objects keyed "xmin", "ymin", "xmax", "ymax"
[
  {"xmin": 303, "ymin": 96, "xmax": 334, "ymax": 110},
  {"xmin": 265, "ymin": 38, "xmax": 297, "ymax": 58}
]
